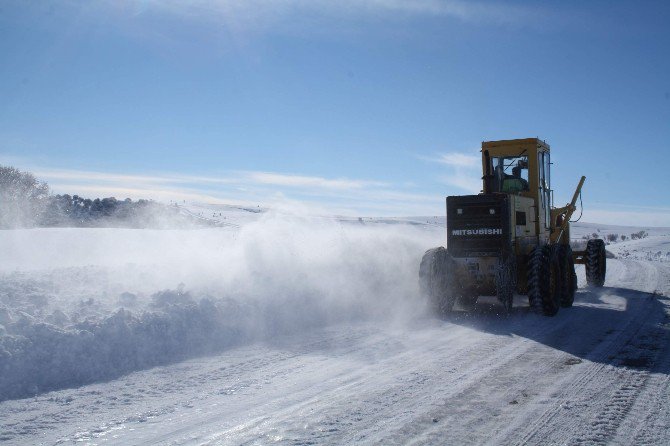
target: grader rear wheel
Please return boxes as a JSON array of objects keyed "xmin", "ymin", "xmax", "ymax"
[
  {"xmin": 527, "ymin": 245, "xmax": 562, "ymax": 316},
  {"xmin": 419, "ymin": 247, "xmax": 457, "ymax": 314},
  {"xmin": 495, "ymin": 255, "xmax": 516, "ymax": 314}
]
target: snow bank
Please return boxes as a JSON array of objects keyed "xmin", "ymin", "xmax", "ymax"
[
  {"xmin": 0, "ymin": 293, "xmax": 255, "ymax": 400},
  {"xmin": 0, "ymin": 208, "xmax": 442, "ymax": 400}
]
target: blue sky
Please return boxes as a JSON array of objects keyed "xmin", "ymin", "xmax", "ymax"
[{"xmin": 1, "ymin": 1, "xmax": 669, "ymax": 224}]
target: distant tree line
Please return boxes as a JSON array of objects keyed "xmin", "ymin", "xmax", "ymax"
[
  {"xmin": 582, "ymin": 230, "xmax": 649, "ymax": 244},
  {"xmin": 0, "ymin": 165, "xmax": 200, "ymax": 229},
  {"xmin": 39, "ymin": 194, "xmax": 188, "ymax": 228}
]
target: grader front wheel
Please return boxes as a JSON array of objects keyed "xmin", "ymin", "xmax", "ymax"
[
  {"xmin": 558, "ymin": 245, "xmax": 577, "ymax": 307},
  {"xmin": 585, "ymin": 239, "xmax": 606, "ymax": 287}
]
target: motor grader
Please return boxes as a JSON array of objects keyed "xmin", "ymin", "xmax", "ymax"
[{"xmin": 419, "ymin": 138, "xmax": 606, "ymax": 316}]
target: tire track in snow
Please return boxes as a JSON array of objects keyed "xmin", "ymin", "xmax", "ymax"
[
  {"xmin": 610, "ymin": 284, "xmax": 670, "ymax": 445},
  {"xmin": 395, "ymin": 291, "xmax": 644, "ymax": 444},
  {"xmin": 196, "ymin": 326, "xmax": 511, "ymax": 444},
  {"xmin": 571, "ymin": 297, "xmax": 668, "ymax": 445},
  {"xmin": 99, "ymin": 324, "xmax": 464, "ymax": 445},
  {"xmin": 495, "ymin": 260, "xmax": 667, "ymax": 445},
  {"xmin": 522, "ymin": 297, "xmax": 659, "ymax": 445},
  {"xmin": 242, "ymin": 305, "xmax": 586, "ymax": 445},
  {"xmin": 197, "ymin": 311, "xmax": 559, "ymax": 445},
  {"xmin": 386, "ymin": 311, "xmax": 590, "ymax": 445},
  {"xmin": 307, "ymin": 306, "xmax": 604, "ymax": 446}
]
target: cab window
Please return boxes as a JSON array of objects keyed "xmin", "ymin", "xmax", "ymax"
[{"xmin": 489, "ymin": 155, "xmax": 529, "ymax": 194}]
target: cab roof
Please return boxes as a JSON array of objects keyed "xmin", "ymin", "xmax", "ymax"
[{"xmin": 482, "ymin": 138, "xmax": 550, "ymax": 152}]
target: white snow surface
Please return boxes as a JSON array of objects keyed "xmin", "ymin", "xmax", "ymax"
[{"xmin": 1, "ymin": 206, "xmax": 670, "ymax": 445}]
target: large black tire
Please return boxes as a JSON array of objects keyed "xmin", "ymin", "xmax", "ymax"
[
  {"xmin": 419, "ymin": 247, "xmax": 456, "ymax": 314},
  {"xmin": 558, "ymin": 245, "xmax": 577, "ymax": 307},
  {"xmin": 495, "ymin": 255, "xmax": 516, "ymax": 314},
  {"xmin": 527, "ymin": 245, "xmax": 562, "ymax": 316},
  {"xmin": 585, "ymin": 239, "xmax": 606, "ymax": 287}
]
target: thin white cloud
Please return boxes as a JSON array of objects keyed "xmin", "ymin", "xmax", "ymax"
[
  {"xmin": 440, "ymin": 173, "xmax": 481, "ymax": 194},
  {"xmin": 126, "ymin": 0, "xmax": 540, "ymax": 32},
  {"xmin": 355, "ymin": 0, "xmax": 536, "ymax": 22},
  {"xmin": 433, "ymin": 153, "xmax": 480, "ymax": 168},
  {"xmin": 32, "ymin": 168, "xmax": 237, "ymax": 186},
  {"xmin": 19, "ymin": 164, "xmax": 441, "ymax": 216},
  {"xmin": 423, "ymin": 150, "xmax": 482, "ymax": 193},
  {"xmin": 34, "ymin": 168, "xmax": 386, "ymax": 192},
  {"xmin": 245, "ymin": 171, "xmax": 387, "ymax": 190}
]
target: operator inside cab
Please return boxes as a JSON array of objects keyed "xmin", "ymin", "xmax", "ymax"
[{"xmin": 492, "ymin": 157, "xmax": 529, "ymax": 194}]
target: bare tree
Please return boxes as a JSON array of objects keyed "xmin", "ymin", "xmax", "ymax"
[{"xmin": 0, "ymin": 165, "xmax": 50, "ymax": 228}]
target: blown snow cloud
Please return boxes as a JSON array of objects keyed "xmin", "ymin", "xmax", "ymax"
[{"xmin": 0, "ymin": 210, "xmax": 439, "ymax": 400}]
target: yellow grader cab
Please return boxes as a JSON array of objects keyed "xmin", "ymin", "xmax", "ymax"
[{"xmin": 419, "ymin": 138, "xmax": 606, "ymax": 316}]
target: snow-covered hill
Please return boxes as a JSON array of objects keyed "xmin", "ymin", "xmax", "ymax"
[{"xmin": 1, "ymin": 203, "xmax": 669, "ymax": 445}]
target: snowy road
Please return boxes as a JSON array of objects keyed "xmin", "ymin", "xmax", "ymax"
[{"xmin": 2, "ymin": 256, "xmax": 669, "ymax": 445}]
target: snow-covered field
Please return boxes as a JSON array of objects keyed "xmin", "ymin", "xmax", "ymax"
[{"xmin": 1, "ymin": 205, "xmax": 669, "ymax": 445}]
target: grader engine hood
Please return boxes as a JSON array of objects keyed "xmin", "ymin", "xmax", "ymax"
[{"xmin": 447, "ymin": 194, "xmax": 511, "ymax": 258}]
